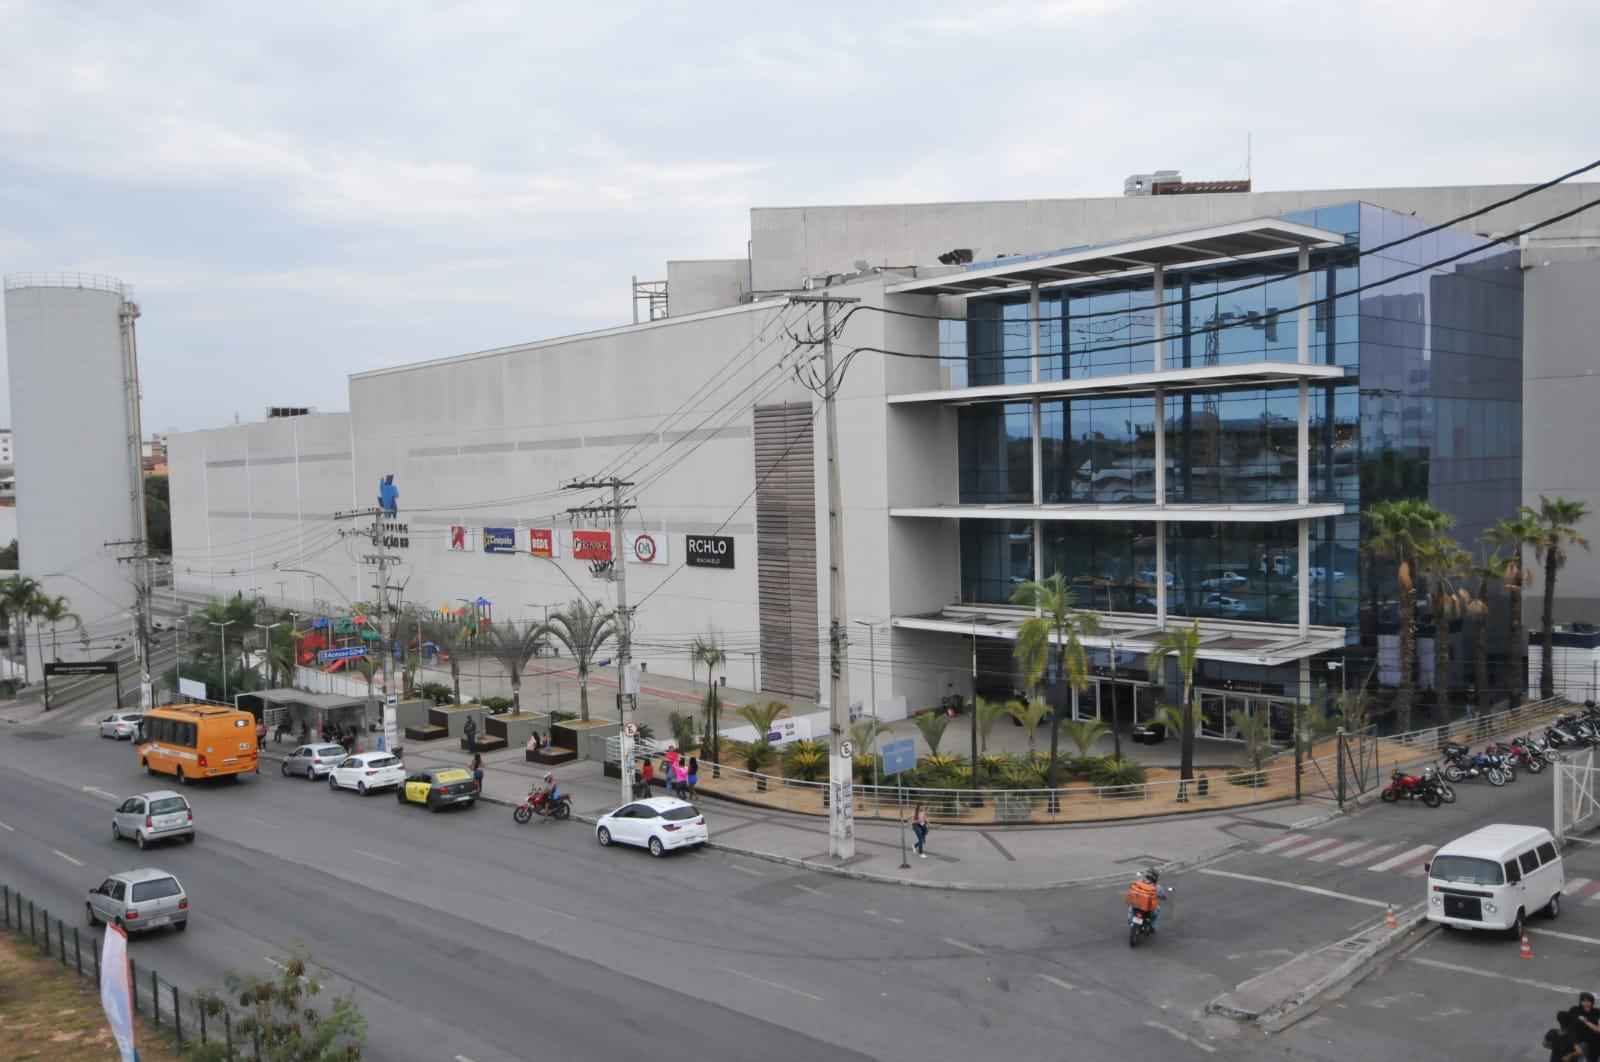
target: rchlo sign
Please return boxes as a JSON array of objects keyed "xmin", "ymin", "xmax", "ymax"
[{"xmin": 685, "ymin": 534, "xmax": 734, "ymax": 569}]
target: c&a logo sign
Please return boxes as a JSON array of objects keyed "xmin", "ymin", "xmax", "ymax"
[
  {"xmin": 449, "ymin": 526, "xmax": 467, "ymax": 551},
  {"xmin": 627, "ymin": 531, "xmax": 669, "ymax": 565}
]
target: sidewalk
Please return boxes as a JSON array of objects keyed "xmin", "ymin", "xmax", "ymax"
[{"xmin": 369, "ymin": 739, "xmax": 1317, "ymax": 891}]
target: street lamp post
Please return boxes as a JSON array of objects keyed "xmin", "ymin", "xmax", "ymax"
[
  {"xmin": 254, "ymin": 622, "xmax": 284, "ymax": 686},
  {"xmin": 210, "ymin": 620, "xmax": 234, "ymax": 704}
]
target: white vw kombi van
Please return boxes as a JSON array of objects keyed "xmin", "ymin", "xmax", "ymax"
[{"xmin": 1425, "ymin": 824, "xmax": 1565, "ymax": 937}]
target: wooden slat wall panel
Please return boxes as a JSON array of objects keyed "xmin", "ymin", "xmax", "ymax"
[{"xmin": 754, "ymin": 402, "xmax": 819, "ymax": 700}]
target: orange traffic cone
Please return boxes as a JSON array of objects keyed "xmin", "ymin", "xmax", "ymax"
[
  {"xmin": 1385, "ymin": 905, "xmax": 1398, "ymax": 930},
  {"xmin": 1520, "ymin": 933, "xmax": 1534, "ymax": 960}
]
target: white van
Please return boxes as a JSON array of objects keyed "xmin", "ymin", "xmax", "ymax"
[{"xmin": 1425, "ymin": 824, "xmax": 1565, "ymax": 937}]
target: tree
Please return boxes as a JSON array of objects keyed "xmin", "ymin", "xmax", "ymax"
[
  {"xmin": 974, "ymin": 696, "xmax": 1009, "ymax": 755},
  {"xmin": 1061, "ymin": 718, "xmax": 1109, "ymax": 759},
  {"xmin": 1006, "ymin": 697, "xmax": 1050, "ymax": 757},
  {"xmin": 1485, "ymin": 515, "xmax": 1540, "ymax": 706},
  {"xmin": 266, "ymin": 625, "xmax": 298, "ymax": 688},
  {"xmin": 1011, "ymin": 573, "xmax": 1100, "ymax": 787},
  {"xmin": 0, "ymin": 539, "xmax": 16, "ymax": 569},
  {"xmin": 912, "ymin": 709, "xmax": 951, "ymax": 756},
  {"xmin": 1417, "ymin": 536, "xmax": 1469, "ymax": 715},
  {"xmin": 1529, "ymin": 496, "xmax": 1592, "ymax": 700},
  {"xmin": 1148, "ymin": 620, "xmax": 1202, "ymax": 782},
  {"xmin": 188, "ymin": 951, "xmax": 365, "ymax": 1061},
  {"xmin": 33, "ymin": 594, "xmax": 81, "ymax": 662},
  {"xmin": 424, "ymin": 618, "xmax": 472, "ymax": 705},
  {"xmin": 736, "ymin": 700, "xmax": 788, "ymax": 742},
  {"xmin": 1364, "ymin": 499, "xmax": 1452, "ymax": 731},
  {"xmin": 0, "ymin": 575, "xmax": 42, "ymax": 682},
  {"xmin": 192, "ymin": 594, "xmax": 260, "ymax": 666},
  {"xmin": 482, "ymin": 619, "xmax": 545, "ymax": 713},
  {"xmin": 691, "ymin": 632, "xmax": 726, "ymax": 764},
  {"xmin": 542, "ymin": 598, "xmax": 617, "ymax": 722},
  {"xmin": 1466, "ymin": 551, "xmax": 1508, "ymax": 714},
  {"xmin": 1229, "ymin": 707, "xmax": 1272, "ymax": 779}
]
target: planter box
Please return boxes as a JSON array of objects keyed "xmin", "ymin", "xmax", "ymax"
[
  {"xmin": 428, "ymin": 704, "xmax": 491, "ymax": 740},
  {"xmin": 486, "ymin": 711, "xmax": 546, "ymax": 750},
  {"xmin": 394, "ymin": 699, "xmax": 433, "ymax": 734}
]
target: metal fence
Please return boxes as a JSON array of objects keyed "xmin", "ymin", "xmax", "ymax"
[{"xmin": 1, "ymin": 881, "xmax": 264, "ymax": 1059}]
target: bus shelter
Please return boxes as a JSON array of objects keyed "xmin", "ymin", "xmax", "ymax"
[{"xmin": 236, "ymin": 689, "xmax": 374, "ymax": 748}]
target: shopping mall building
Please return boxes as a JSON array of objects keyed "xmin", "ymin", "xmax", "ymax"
[{"xmin": 168, "ymin": 177, "xmax": 1600, "ymax": 736}]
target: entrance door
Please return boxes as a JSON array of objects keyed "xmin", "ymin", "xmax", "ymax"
[{"xmin": 1200, "ymin": 693, "xmax": 1226, "ymax": 738}]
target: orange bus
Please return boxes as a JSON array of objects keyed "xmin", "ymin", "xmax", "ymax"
[{"xmin": 136, "ymin": 704, "xmax": 258, "ymax": 784}]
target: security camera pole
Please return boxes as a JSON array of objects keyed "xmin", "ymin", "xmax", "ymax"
[{"xmin": 790, "ymin": 292, "xmax": 859, "ymax": 860}]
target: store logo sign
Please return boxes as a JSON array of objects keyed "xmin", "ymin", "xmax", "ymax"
[
  {"xmin": 572, "ymin": 529, "xmax": 612, "ymax": 561},
  {"xmin": 627, "ymin": 531, "xmax": 668, "ymax": 565},
  {"xmin": 685, "ymin": 534, "xmax": 734, "ymax": 569},
  {"xmin": 482, "ymin": 527, "xmax": 516, "ymax": 554},
  {"xmin": 377, "ymin": 474, "xmax": 399, "ymax": 514},
  {"xmin": 529, "ymin": 528, "xmax": 559, "ymax": 558},
  {"xmin": 449, "ymin": 525, "xmax": 467, "ymax": 551}
]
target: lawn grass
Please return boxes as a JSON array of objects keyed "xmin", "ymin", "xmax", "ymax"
[{"xmin": 0, "ymin": 931, "xmax": 183, "ymax": 1060}]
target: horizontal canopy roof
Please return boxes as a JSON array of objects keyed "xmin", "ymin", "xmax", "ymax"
[
  {"xmin": 888, "ymin": 361, "xmax": 1349, "ymax": 406},
  {"xmin": 894, "ymin": 605, "xmax": 1347, "ymax": 668},
  {"xmin": 887, "ymin": 217, "xmax": 1348, "ymax": 298},
  {"xmin": 890, "ymin": 502, "xmax": 1348, "ymax": 524}
]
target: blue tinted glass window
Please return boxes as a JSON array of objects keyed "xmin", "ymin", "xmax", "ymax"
[
  {"xmin": 958, "ymin": 403, "xmax": 1033, "ymax": 503},
  {"xmin": 961, "ymin": 520, "xmax": 1033, "ymax": 604}
]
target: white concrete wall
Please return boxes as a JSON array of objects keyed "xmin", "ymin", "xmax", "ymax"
[
  {"xmin": 750, "ymin": 183, "xmax": 1600, "ymax": 292},
  {"xmin": 4, "ymin": 283, "xmax": 142, "ymax": 659},
  {"xmin": 666, "ymin": 259, "xmax": 751, "ymax": 316}
]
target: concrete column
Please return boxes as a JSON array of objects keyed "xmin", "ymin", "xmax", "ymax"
[
  {"xmin": 1298, "ymin": 380, "xmax": 1309, "ymax": 504},
  {"xmin": 1156, "ymin": 522, "xmax": 1168, "ymax": 629},
  {"xmin": 1296, "ymin": 246, "xmax": 1310, "ymax": 364},
  {"xmin": 1298, "ymin": 518, "xmax": 1310, "ymax": 636},
  {"xmin": 1031, "ymin": 281, "xmax": 1045, "ymax": 589},
  {"xmin": 1151, "ymin": 264, "xmax": 1165, "ymax": 371},
  {"xmin": 1154, "ymin": 388, "xmax": 1166, "ymax": 505},
  {"xmin": 1296, "ymin": 244, "xmax": 1311, "ymax": 510}
]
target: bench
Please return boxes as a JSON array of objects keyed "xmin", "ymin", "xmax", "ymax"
[
  {"xmin": 462, "ymin": 734, "xmax": 507, "ymax": 753},
  {"xmin": 403, "ymin": 724, "xmax": 448, "ymax": 742}
]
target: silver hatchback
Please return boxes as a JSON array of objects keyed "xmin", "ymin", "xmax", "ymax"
[
  {"xmin": 86, "ymin": 869, "xmax": 188, "ymax": 934},
  {"xmin": 282, "ymin": 743, "xmax": 349, "ymax": 780},
  {"xmin": 112, "ymin": 791, "xmax": 195, "ymax": 849}
]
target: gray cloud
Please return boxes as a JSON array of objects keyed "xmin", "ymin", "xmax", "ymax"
[{"xmin": 1, "ymin": 0, "xmax": 1595, "ymax": 430}]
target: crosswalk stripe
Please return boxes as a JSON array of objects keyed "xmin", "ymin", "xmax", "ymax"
[
  {"xmin": 1575, "ymin": 880, "xmax": 1600, "ymax": 902},
  {"xmin": 1367, "ymin": 844, "xmax": 1435, "ymax": 873},
  {"xmin": 1562, "ymin": 877, "xmax": 1591, "ymax": 896},
  {"xmin": 1289, "ymin": 837, "xmax": 1354, "ymax": 860},
  {"xmin": 1307, "ymin": 840, "xmax": 1373, "ymax": 863},
  {"xmin": 1257, "ymin": 833, "xmax": 1320, "ymax": 855},
  {"xmin": 1338, "ymin": 843, "xmax": 1397, "ymax": 867}
]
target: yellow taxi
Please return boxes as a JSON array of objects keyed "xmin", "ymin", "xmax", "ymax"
[{"xmin": 396, "ymin": 767, "xmax": 479, "ymax": 812}]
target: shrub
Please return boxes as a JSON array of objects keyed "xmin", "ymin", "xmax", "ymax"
[
  {"xmin": 1064, "ymin": 755, "xmax": 1106, "ymax": 779},
  {"xmin": 999, "ymin": 763, "xmax": 1044, "ymax": 789},
  {"xmin": 923, "ymin": 753, "xmax": 965, "ymax": 772},
  {"xmin": 482, "ymin": 696, "xmax": 513, "ymax": 713},
  {"xmin": 416, "ymin": 681, "xmax": 455, "ymax": 706},
  {"xmin": 1091, "ymin": 756, "xmax": 1148, "ymax": 794},
  {"xmin": 549, "ymin": 710, "xmax": 576, "ymax": 724},
  {"xmin": 743, "ymin": 740, "xmax": 774, "ymax": 774},
  {"xmin": 668, "ymin": 710, "xmax": 698, "ymax": 752},
  {"xmin": 783, "ymin": 739, "xmax": 828, "ymax": 782},
  {"xmin": 912, "ymin": 710, "xmax": 951, "ymax": 755},
  {"xmin": 993, "ymin": 790, "xmax": 1037, "ymax": 822}
]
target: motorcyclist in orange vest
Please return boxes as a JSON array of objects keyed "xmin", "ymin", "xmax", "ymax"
[{"xmin": 1127, "ymin": 868, "xmax": 1166, "ymax": 928}]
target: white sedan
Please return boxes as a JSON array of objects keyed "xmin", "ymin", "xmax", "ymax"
[
  {"xmin": 99, "ymin": 713, "xmax": 144, "ymax": 740},
  {"xmin": 327, "ymin": 752, "xmax": 405, "ymax": 795},
  {"xmin": 595, "ymin": 797, "xmax": 708, "ymax": 857}
]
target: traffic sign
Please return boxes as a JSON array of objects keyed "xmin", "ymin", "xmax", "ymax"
[
  {"xmin": 839, "ymin": 740, "xmax": 854, "ymax": 759},
  {"xmin": 317, "ymin": 647, "xmax": 368, "ymax": 663},
  {"xmin": 623, "ymin": 721, "xmax": 638, "ymax": 739},
  {"xmin": 881, "ymin": 738, "xmax": 916, "ymax": 778}
]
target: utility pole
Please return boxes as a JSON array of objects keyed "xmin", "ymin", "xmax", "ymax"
[
  {"xmin": 790, "ymin": 292, "xmax": 859, "ymax": 860},
  {"xmin": 210, "ymin": 620, "xmax": 234, "ymax": 703},
  {"xmin": 335, "ymin": 495, "xmax": 402, "ymax": 754},
  {"xmin": 108, "ymin": 537, "xmax": 155, "ymax": 711},
  {"xmin": 565, "ymin": 477, "xmax": 635, "ymax": 807}
]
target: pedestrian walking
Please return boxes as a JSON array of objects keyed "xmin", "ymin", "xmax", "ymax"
[
  {"xmin": 464, "ymin": 715, "xmax": 478, "ymax": 755},
  {"xmin": 471, "ymin": 752, "xmax": 485, "ymax": 793},
  {"xmin": 641, "ymin": 758, "xmax": 654, "ymax": 790},
  {"xmin": 687, "ymin": 757, "xmax": 699, "ymax": 799},
  {"xmin": 912, "ymin": 804, "xmax": 929, "ymax": 858},
  {"xmin": 672, "ymin": 758, "xmax": 689, "ymax": 799}
]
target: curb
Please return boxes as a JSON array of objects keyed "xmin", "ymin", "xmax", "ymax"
[{"xmin": 1207, "ymin": 902, "xmax": 1431, "ymax": 1028}]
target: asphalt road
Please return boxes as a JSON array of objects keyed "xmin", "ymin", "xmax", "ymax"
[{"xmin": 0, "ymin": 700, "xmax": 1571, "ymax": 1061}]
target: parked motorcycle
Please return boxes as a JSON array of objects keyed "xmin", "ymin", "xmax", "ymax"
[
  {"xmin": 1441, "ymin": 744, "xmax": 1509, "ymax": 786},
  {"xmin": 512, "ymin": 788, "xmax": 572, "ymax": 824},
  {"xmin": 1381, "ymin": 767, "xmax": 1442, "ymax": 807},
  {"xmin": 1488, "ymin": 740, "xmax": 1545, "ymax": 774}
]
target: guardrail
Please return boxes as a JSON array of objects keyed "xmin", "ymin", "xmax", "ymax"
[{"xmin": 1, "ymin": 881, "xmax": 262, "ymax": 1058}]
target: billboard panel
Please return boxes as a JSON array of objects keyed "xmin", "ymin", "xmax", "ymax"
[{"xmin": 572, "ymin": 529, "xmax": 612, "ymax": 561}]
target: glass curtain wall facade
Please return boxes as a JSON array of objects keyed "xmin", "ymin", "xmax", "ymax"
[{"xmin": 951, "ymin": 203, "xmax": 1522, "ymax": 641}]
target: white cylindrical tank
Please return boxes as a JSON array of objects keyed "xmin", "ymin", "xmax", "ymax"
[{"xmin": 3, "ymin": 273, "xmax": 146, "ymax": 676}]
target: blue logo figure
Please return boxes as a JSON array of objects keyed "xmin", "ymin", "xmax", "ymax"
[{"xmin": 377, "ymin": 475, "xmax": 399, "ymax": 514}]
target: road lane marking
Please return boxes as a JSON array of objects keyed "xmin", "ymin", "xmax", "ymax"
[
  {"xmin": 352, "ymin": 849, "xmax": 401, "ymax": 866},
  {"xmin": 1145, "ymin": 1021, "xmax": 1216, "ymax": 1054},
  {"xmin": 791, "ymin": 883, "xmax": 826, "ymax": 896},
  {"xmin": 1197, "ymin": 868, "xmax": 1390, "ymax": 908},
  {"xmin": 528, "ymin": 903, "xmax": 578, "ymax": 922},
  {"xmin": 0, "ymin": 819, "xmax": 13, "ymax": 831},
  {"xmin": 1307, "ymin": 840, "xmax": 1373, "ymax": 863},
  {"xmin": 1257, "ymin": 833, "xmax": 1320, "ymax": 855},
  {"xmin": 1285, "ymin": 837, "xmax": 1350, "ymax": 860},
  {"xmin": 53, "ymin": 849, "xmax": 84, "ymax": 867},
  {"xmin": 1408, "ymin": 957, "xmax": 1586, "ymax": 995},
  {"xmin": 1038, "ymin": 974, "xmax": 1075, "ymax": 992},
  {"xmin": 242, "ymin": 817, "xmax": 281, "ymax": 830},
  {"xmin": 1528, "ymin": 927, "xmax": 1600, "ymax": 947},
  {"xmin": 1366, "ymin": 844, "xmax": 1434, "ymax": 872},
  {"xmin": 82, "ymin": 785, "xmax": 118, "ymax": 800},
  {"xmin": 1338, "ymin": 843, "xmax": 1397, "ymax": 867},
  {"xmin": 864, "ymin": 909, "xmax": 905, "ymax": 925},
  {"xmin": 730, "ymin": 865, "xmax": 765, "ymax": 877},
  {"xmin": 455, "ymin": 1056, "xmax": 477, "ymax": 1062},
  {"xmin": 942, "ymin": 937, "xmax": 985, "ymax": 956},
  {"xmin": 720, "ymin": 968, "xmax": 823, "ymax": 1002}
]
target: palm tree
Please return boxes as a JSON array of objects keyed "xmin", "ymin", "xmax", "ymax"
[
  {"xmin": 1529, "ymin": 496, "xmax": 1592, "ymax": 700},
  {"xmin": 691, "ymin": 632, "xmax": 726, "ymax": 764},
  {"xmin": 974, "ymin": 696, "xmax": 1009, "ymax": 755},
  {"xmin": 1148, "ymin": 620, "xmax": 1202, "ymax": 782},
  {"xmin": 482, "ymin": 620, "xmax": 545, "ymax": 713},
  {"xmin": 542, "ymin": 599, "xmax": 618, "ymax": 721},
  {"xmin": 1364, "ymin": 499, "xmax": 1452, "ymax": 731},
  {"xmin": 1466, "ymin": 552, "xmax": 1508, "ymax": 714},
  {"xmin": 1484, "ymin": 515, "xmax": 1539, "ymax": 706},
  {"xmin": 1062, "ymin": 718, "xmax": 1109, "ymax": 759},
  {"xmin": 32, "ymin": 594, "xmax": 81, "ymax": 663},
  {"xmin": 1011, "ymin": 573, "xmax": 1101, "ymax": 787},
  {"xmin": 912, "ymin": 710, "xmax": 951, "ymax": 756},
  {"xmin": 736, "ymin": 700, "xmax": 788, "ymax": 743},
  {"xmin": 424, "ymin": 618, "xmax": 472, "ymax": 704},
  {"xmin": 0, "ymin": 575, "xmax": 42, "ymax": 682},
  {"xmin": 1006, "ymin": 697, "xmax": 1050, "ymax": 757},
  {"xmin": 1417, "ymin": 536, "xmax": 1469, "ymax": 715}
]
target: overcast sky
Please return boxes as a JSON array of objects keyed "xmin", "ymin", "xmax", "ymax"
[{"xmin": 1, "ymin": 0, "xmax": 1594, "ymax": 433}]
